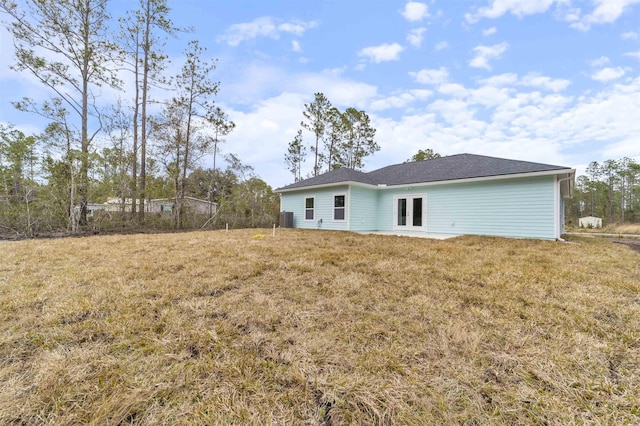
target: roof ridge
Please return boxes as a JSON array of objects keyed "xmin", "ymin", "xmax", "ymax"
[{"xmin": 276, "ymin": 153, "xmax": 573, "ymax": 192}]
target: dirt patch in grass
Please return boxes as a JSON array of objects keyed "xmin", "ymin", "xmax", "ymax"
[
  {"xmin": 613, "ymin": 238, "xmax": 640, "ymax": 254},
  {"xmin": 1, "ymin": 229, "xmax": 639, "ymax": 424}
]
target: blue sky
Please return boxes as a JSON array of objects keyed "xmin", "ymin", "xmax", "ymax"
[{"xmin": 1, "ymin": 0, "xmax": 639, "ymax": 189}]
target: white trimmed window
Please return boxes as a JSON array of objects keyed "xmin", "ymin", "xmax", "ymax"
[
  {"xmin": 334, "ymin": 194, "xmax": 346, "ymax": 221},
  {"xmin": 305, "ymin": 197, "xmax": 315, "ymax": 220}
]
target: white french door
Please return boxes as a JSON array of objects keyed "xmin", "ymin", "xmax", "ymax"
[{"xmin": 393, "ymin": 194, "xmax": 426, "ymax": 231}]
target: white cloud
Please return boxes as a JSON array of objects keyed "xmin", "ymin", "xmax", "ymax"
[
  {"xmin": 242, "ymin": 70, "xmax": 640, "ymax": 187},
  {"xmin": 602, "ymin": 137, "xmax": 640, "ymax": 159},
  {"xmin": 221, "ymin": 63, "xmax": 377, "ymax": 110},
  {"xmin": 278, "ymin": 22, "xmax": 316, "ymax": 36},
  {"xmin": 469, "ymin": 42, "xmax": 509, "ymax": 70},
  {"xmin": 358, "ymin": 43, "xmax": 404, "ymax": 63},
  {"xmin": 468, "ymin": 85, "xmax": 512, "ymax": 107},
  {"xmin": 407, "ymin": 28, "xmax": 427, "ymax": 48},
  {"xmin": 591, "ymin": 67, "xmax": 626, "ymax": 82},
  {"xmin": 589, "ymin": 56, "xmax": 610, "ymax": 67},
  {"xmin": 410, "ymin": 67, "xmax": 449, "ymax": 84},
  {"xmin": 477, "ymin": 72, "xmax": 569, "ymax": 92},
  {"xmin": 621, "ymin": 31, "xmax": 638, "ymax": 40},
  {"xmin": 482, "ymin": 27, "xmax": 497, "ymax": 36},
  {"xmin": 224, "ymin": 93, "xmax": 307, "ymax": 183},
  {"xmin": 520, "ymin": 72, "xmax": 570, "ymax": 92},
  {"xmin": 292, "ymin": 40, "xmax": 301, "ymax": 52},
  {"xmin": 437, "ymin": 83, "xmax": 468, "ymax": 98},
  {"xmin": 222, "ymin": 74, "xmax": 640, "ymax": 188},
  {"xmin": 540, "ymin": 78, "xmax": 640, "ymax": 150},
  {"xmin": 570, "ymin": 0, "xmax": 640, "ymax": 31},
  {"xmin": 428, "ymin": 99, "xmax": 476, "ymax": 125},
  {"xmin": 465, "ymin": 0, "xmax": 640, "ymax": 31},
  {"xmin": 479, "ymin": 73, "xmax": 519, "ymax": 86},
  {"xmin": 624, "ymin": 51, "xmax": 640, "ymax": 60},
  {"xmin": 401, "ymin": 2, "xmax": 429, "ymax": 21},
  {"xmin": 435, "ymin": 41, "xmax": 449, "ymax": 51},
  {"xmin": 465, "ymin": 0, "xmax": 555, "ymax": 23},
  {"xmin": 291, "ymin": 69, "xmax": 378, "ymax": 109},
  {"xmin": 218, "ymin": 17, "xmax": 318, "ymax": 46},
  {"xmin": 410, "ymin": 89, "xmax": 434, "ymax": 100},
  {"xmin": 558, "ymin": 5, "xmax": 582, "ymax": 24},
  {"xmin": 369, "ymin": 89, "xmax": 433, "ymax": 111}
]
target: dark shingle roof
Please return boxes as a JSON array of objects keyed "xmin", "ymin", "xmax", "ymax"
[
  {"xmin": 368, "ymin": 153, "xmax": 569, "ymax": 185},
  {"xmin": 276, "ymin": 154, "xmax": 572, "ymax": 191},
  {"xmin": 276, "ymin": 167, "xmax": 377, "ymax": 191}
]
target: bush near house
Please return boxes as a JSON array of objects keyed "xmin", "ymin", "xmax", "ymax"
[{"xmin": 0, "ymin": 230, "xmax": 638, "ymax": 424}]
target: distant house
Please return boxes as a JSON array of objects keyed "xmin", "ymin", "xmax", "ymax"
[
  {"xmin": 102, "ymin": 197, "xmax": 217, "ymax": 216},
  {"xmin": 275, "ymin": 153, "xmax": 575, "ymax": 240},
  {"xmin": 104, "ymin": 198, "xmax": 134, "ymax": 213},
  {"xmin": 147, "ymin": 197, "xmax": 217, "ymax": 216},
  {"xmin": 579, "ymin": 216, "xmax": 602, "ymax": 228},
  {"xmin": 85, "ymin": 203, "xmax": 106, "ymax": 218}
]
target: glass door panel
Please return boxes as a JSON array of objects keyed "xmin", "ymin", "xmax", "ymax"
[
  {"xmin": 412, "ymin": 197, "xmax": 422, "ymax": 227},
  {"xmin": 397, "ymin": 198, "xmax": 407, "ymax": 226}
]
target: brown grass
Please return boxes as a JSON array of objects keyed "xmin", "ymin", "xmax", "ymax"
[
  {"xmin": 569, "ymin": 223, "xmax": 640, "ymax": 235},
  {"xmin": 607, "ymin": 223, "xmax": 640, "ymax": 235},
  {"xmin": 1, "ymin": 230, "xmax": 639, "ymax": 424}
]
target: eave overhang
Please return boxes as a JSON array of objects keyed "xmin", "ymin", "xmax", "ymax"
[{"xmin": 275, "ymin": 168, "xmax": 576, "ymax": 194}]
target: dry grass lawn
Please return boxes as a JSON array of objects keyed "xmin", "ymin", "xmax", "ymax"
[
  {"xmin": 569, "ymin": 223, "xmax": 640, "ymax": 235},
  {"xmin": 0, "ymin": 229, "xmax": 639, "ymax": 424},
  {"xmin": 609, "ymin": 223, "xmax": 640, "ymax": 235}
]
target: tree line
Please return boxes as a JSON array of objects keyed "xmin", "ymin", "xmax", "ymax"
[
  {"xmin": 285, "ymin": 92, "xmax": 380, "ymax": 182},
  {"xmin": 566, "ymin": 158, "xmax": 640, "ymax": 225},
  {"xmin": 0, "ymin": 123, "xmax": 279, "ymax": 236},
  {"xmin": 0, "ymin": 0, "xmax": 278, "ymax": 237}
]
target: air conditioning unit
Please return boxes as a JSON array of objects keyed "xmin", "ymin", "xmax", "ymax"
[{"xmin": 280, "ymin": 211, "xmax": 294, "ymax": 228}]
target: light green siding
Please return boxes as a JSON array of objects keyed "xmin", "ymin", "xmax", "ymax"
[
  {"xmin": 348, "ymin": 186, "xmax": 378, "ymax": 232},
  {"xmin": 280, "ymin": 175, "xmax": 560, "ymax": 239},
  {"xmin": 378, "ymin": 175, "xmax": 557, "ymax": 239},
  {"xmin": 280, "ymin": 185, "xmax": 349, "ymax": 230}
]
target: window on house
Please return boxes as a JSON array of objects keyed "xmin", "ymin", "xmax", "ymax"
[
  {"xmin": 334, "ymin": 194, "xmax": 345, "ymax": 221},
  {"xmin": 305, "ymin": 197, "xmax": 314, "ymax": 220}
]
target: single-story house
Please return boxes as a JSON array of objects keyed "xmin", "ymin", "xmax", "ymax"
[
  {"xmin": 147, "ymin": 197, "xmax": 217, "ymax": 215},
  {"xmin": 102, "ymin": 197, "xmax": 216, "ymax": 215},
  {"xmin": 275, "ymin": 153, "xmax": 575, "ymax": 240},
  {"xmin": 579, "ymin": 216, "xmax": 602, "ymax": 228}
]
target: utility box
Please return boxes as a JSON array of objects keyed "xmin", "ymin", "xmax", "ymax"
[
  {"xmin": 280, "ymin": 211, "xmax": 294, "ymax": 228},
  {"xmin": 579, "ymin": 216, "xmax": 602, "ymax": 228}
]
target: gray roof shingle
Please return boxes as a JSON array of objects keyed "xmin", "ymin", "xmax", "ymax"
[
  {"xmin": 276, "ymin": 167, "xmax": 377, "ymax": 191},
  {"xmin": 276, "ymin": 153, "xmax": 572, "ymax": 191}
]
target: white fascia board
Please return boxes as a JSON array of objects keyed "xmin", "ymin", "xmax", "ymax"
[
  {"xmin": 275, "ymin": 169, "xmax": 576, "ymax": 193},
  {"xmin": 379, "ymin": 169, "xmax": 576, "ymax": 190},
  {"xmin": 276, "ymin": 181, "xmax": 376, "ymax": 193}
]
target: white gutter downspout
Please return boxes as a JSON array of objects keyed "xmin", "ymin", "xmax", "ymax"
[
  {"xmin": 347, "ymin": 185, "xmax": 352, "ymax": 231},
  {"xmin": 556, "ymin": 174, "xmax": 574, "ymax": 241},
  {"xmin": 557, "ymin": 174, "xmax": 573, "ymax": 196}
]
